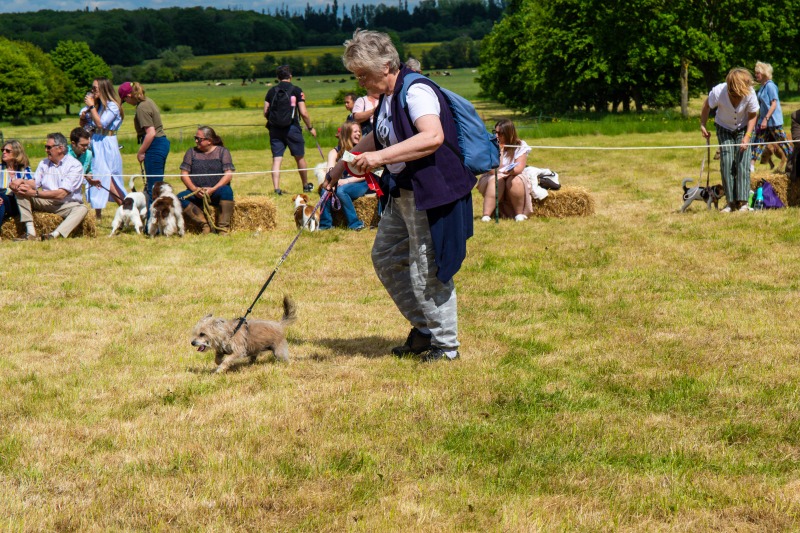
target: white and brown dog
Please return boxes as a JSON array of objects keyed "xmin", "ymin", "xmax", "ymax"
[
  {"xmin": 147, "ymin": 181, "xmax": 185, "ymax": 237},
  {"xmin": 681, "ymin": 178, "xmax": 725, "ymax": 212},
  {"xmin": 109, "ymin": 193, "xmax": 148, "ymax": 235},
  {"xmin": 190, "ymin": 296, "xmax": 297, "ymax": 373},
  {"xmin": 292, "ymin": 193, "xmax": 320, "ymax": 231}
]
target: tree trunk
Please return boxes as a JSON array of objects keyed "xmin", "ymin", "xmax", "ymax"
[
  {"xmin": 680, "ymin": 57, "xmax": 689, "ymax": 119},
  {"xmin": 65, "ymin": 104, "xmax": 71, "ymax": 115}
]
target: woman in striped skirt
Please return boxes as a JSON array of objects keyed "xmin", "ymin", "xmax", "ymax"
[{"xmin": 700, "ymin": 68, "xmax": 759, "ymax": 212}]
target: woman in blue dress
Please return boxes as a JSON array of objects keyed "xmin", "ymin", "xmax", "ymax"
[{"xmin": 82, "ymin": 77, "xmax": 126, "ymax": 219}]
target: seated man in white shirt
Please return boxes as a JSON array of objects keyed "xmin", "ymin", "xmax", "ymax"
[{"xmin": 9, "ymin": 132, "xmax": 88, "ymax": 241}]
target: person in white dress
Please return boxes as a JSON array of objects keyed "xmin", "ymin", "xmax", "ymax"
[{"xmin": 81, "ymin": 77, "xmax": 126, "ymax": 219}]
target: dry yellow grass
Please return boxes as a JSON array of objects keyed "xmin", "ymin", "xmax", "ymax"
[{"xmin": 2, "ymin": 128, "xmax": 800, "ymax": 530}]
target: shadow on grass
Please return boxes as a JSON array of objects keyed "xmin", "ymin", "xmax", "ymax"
[{"xmin": 314, "ymin": 335, "xmax": 394, "ymax": 359}]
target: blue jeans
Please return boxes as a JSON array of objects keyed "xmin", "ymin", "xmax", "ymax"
[
  {"xmin": 320, "ymin": 180, "xmax": 369, "ymax": 229},
  {"xmin": 144, "ymin": 136, "xmax": 170, "ymax": 198},
  {"xmin": 143, "ymin": 136, "xmax": 170, "ymax": 217},
  {"xmin": 0, "ymin": 190, "xmax": 19, "ymax": 221},
  {"xmin": 178, "ymin": 184, "xmax": 234, "ymax": 209}
]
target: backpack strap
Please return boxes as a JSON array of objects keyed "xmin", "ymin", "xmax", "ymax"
[{"xmin": 398, "ymin": 73, "xmax": 462, "ymax": 160}]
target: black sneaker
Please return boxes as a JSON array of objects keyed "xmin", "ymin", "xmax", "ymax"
[
  {"xmin": 303, "ymin": 183, "xmax": 314, "ymax": 192},
  {"xmin": 419, "ymin": 347, "xmax": 460, "ymax": 363},
  {"xmin": 274, "ymin": 188, "xmax": 283, "ymax": 196},
  {"xmin": 391, "ymin": 327, "xmax": 432, "ymax": 357}
]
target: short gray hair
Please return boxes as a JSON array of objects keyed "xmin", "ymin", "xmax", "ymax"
[
  {"xmin": 406, "ymin": 58, "xmax": 421, "ymax": 72},
  {"xmin": 343, "ymin": 29, "xmax": 401, "ymax": 75},
  {"xmin": 47, "ymin": 133, "xmax": 68, "ymax": 148}
]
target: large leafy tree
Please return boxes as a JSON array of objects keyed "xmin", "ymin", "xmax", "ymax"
[
  {"xmin": 49, "ymin": 40, "xmax": 112, "ymax": 114},
  {"xmin": 480, "ymin": 0, "xmax": 800, "ymax": 115},
  {"xmin": 14, "ymin": 40, "xmax": 69, "ymax": 113},
  {"xmin": 0, "ymin": 39, "xmax": 48, "ymax": 119}
]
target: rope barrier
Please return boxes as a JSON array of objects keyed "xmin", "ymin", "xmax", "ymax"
[
  {"xmin": 503, "ymin": 140, "xmax": 794, "ymax": 151},
  {"xmin": 67, "ymin": 138, "xmax": 794, "ymax": 180}
]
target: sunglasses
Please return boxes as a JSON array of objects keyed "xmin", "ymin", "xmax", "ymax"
[
  {"xmin": 2, "ymin": 148, "xmax": 12, "ymax": 153},
  {"xmin": 44, "ymin": 144, "xmax": 58, "ymax": 150},
  {"xmin": 194, "ymin": 136, "xmax": 206, "ymax": 142}
]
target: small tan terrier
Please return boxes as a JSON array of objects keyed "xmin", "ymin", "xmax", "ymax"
[{"xmin": 190, "ymin": 296, "xmax": 297, "ymax": 373}]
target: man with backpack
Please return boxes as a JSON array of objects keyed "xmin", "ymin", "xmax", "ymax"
[{"xmin": 263, "ymin": 65, "xmax": 317, "ymax": 195}]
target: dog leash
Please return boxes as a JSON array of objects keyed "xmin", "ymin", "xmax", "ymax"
[
  {"xmin": 231, "ymin": 189, "xmax": 334, "ymax": 336},
  {"xmin": 312, "ymin": 134, "xmax": 325, "ymax": 160},
  {"xmin": 90, "ymin": 181, "xmax": 126, "ymax": 204},
  {"xmin": 180, "ymin": 187, "xmax": 225, "ymax": 232},
  {"xmin": 705, "ymin": 138, "xmax": 711, "ymax": 189}
]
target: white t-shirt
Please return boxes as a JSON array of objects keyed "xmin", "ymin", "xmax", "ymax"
[
  {"xmin": 375, "ymin": 83, "xmax": 441, "ymax": 174},
  {"xmin": 352, "ymin": 95, "xmax": 377, "ymax": 114},
  {"xmin": 500, "ymin": 140, "xmax": 532, "ymax": 171},
  {"xmin": 708, "ymin": 83, "xmax": 758, "ymax": 131}
]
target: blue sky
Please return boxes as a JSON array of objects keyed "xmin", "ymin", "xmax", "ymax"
[{"xmin": 1, "ymin": 1, "xmax": 419, "ymax": 14}]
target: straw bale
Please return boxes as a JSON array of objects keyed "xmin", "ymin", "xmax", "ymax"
[
  {"xmin": 1, "ymin": 208, "xmax": 96, "ymax": 240},
  {"xmin": 331, "ymin": 194, "xmax": 380, "ymax": 228},
  {"xmin": 530, "ymin": 186, "xmax": 595, "ymax": 218},
  {"xmin": 750, "ymin": 171, "xmax": 789, "ymax": 206},
  {"xmin": 183, "ymin": 196, "xmax": 277, "ymax": 234}
]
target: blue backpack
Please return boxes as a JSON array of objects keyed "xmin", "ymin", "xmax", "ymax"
[{"xmin": 399, "ymin": 73, "xmax": 499, "ymax": 174}]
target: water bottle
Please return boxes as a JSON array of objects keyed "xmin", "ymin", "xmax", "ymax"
[
  {"xmin": 748, "ymin": 190, "xmax": 755, "ymax": 208},
  {"xmin": 754, "ymin": 184, "xmax": 764, "ymax": 210}
]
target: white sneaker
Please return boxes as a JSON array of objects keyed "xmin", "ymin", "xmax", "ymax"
[
  {"xmin": 481, "ymin": 215, "xmax": 491, "ymax": 222},
  {"xmin": 514, "ymin": 214, "xmax": 528, "ymax": 222},
  {"xmin": 739, "ymin": 204, "xmax": 752, "ymax": 212},
  {"xmin": 720, "ymin": 205, "xmax": 732, "ymax": 213}
]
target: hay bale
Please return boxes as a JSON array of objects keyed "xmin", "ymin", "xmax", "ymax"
[
  {"xmin": 331, "ymin": 194, "xmax": 380, "ymax": 228},
  {"xmin": 183, "ymin": 196, "xmax": 277, "ymax": 234},
  {"xmin": 1, "ymin": 207, "xmax": 96, "ymax": 240},
  {"xmin": 750, "ymin": 171, "xmax": 789, "ymax": 206},
  {"xmin": 530, "ymin": 186, "xmax": 595, "ymax": 218}
]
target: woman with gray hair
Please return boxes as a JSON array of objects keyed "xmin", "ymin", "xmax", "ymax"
[
  {"xmin": 323, "ymin": 30, "xmax": 476, "ymax": 362},
  {"xmin": 750, "ymin": 61, "xmax": 792, "ymax": 172}
]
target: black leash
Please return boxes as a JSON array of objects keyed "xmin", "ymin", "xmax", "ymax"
[
  {"xmin": 705, "ymin": 138, "xmax": 711, "ymax": 189},
  {"xmin": 91, "ymin": 180, "xmax": 126, "ymax": 204},
  {"xmin": 231, "ymin": 189, "xmax": 334, "ymax": 336}
]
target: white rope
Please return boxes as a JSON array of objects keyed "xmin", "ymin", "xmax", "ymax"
[
  {"xmin": 503, "ymin": 140, "xmax": 794, "ymax": 151},
  {"xmin": 71, "ymin": 140, "xmax": 796, "ymax": 179}
]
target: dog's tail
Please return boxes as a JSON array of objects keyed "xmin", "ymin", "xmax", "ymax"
[
  {"xmin": 281, "ymin": 295, "xmax": 297, "ymax": 327},
  {"xmin": 314, "ymin": 162, "xmax": 328, "ymax": 185},
  {"xmin": 682, "ymin": 178, "xmax": 693, "ymax": 192},
  {"xmin": 129, "ymin": 175, "xmax": 138, "ymax": 192}
]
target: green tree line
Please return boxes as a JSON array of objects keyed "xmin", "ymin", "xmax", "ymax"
[
  {"xmin": 479, "ymin": 0, "xmax": 800, "ymax": 116},
  {"xmin": 0, "ymin": 2, "xmax": 503, "ymax": 67}
]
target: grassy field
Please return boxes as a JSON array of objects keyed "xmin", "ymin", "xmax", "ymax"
[
  {"xmin": 3, "ymin": 79, "xmax": 800, "ymax": 530},
  {"xmin": 175, "ymin": 42, "xmax": 441, "ymax": 71},
  {"xmin": 1, "ymin": 67, "xmax": 489, "ymax": 154}
]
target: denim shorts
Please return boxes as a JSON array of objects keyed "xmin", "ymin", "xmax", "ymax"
[{"xmin": 269, "ymin": 124, "xmax": 305, "ymax": 157}]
